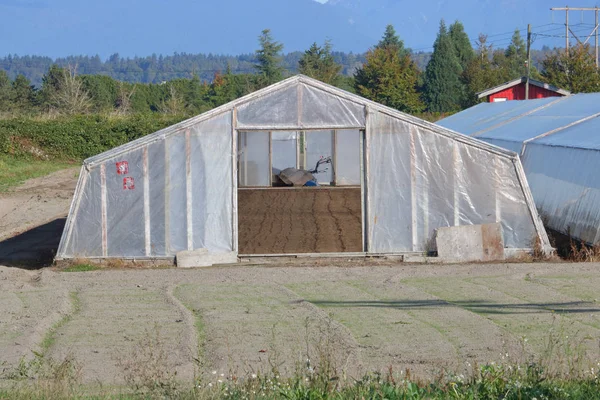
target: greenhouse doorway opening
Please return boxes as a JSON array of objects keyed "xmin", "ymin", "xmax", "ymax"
[{"xmin": 237, "ymin": 129, "xmax": 364, "ymax": 255}]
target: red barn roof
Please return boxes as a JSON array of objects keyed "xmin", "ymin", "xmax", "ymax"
[{"xmin": 477, "ymin": 77, "xmax": 570, "ymax": 102}]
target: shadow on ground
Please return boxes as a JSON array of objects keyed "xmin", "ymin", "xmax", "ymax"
[
  {"xmin": 0, "ymin": 218, "xmax": 65, "ymax": 269},
  {"xmin": 309, "ymin": 299, "xmax": 600, "ymax": 315}
]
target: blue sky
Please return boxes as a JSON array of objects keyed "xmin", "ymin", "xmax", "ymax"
[{"xmin": 2, "ymin": 0, "xmax": 600, "ymax": 58}]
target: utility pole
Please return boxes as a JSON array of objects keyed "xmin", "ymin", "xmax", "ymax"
[
  {"xmin": 526, "ymin": 24, "xmax": 531, "ymax": 100},
  {"xmin": 550, "ymin": 6, "xmax": 600, "ymax": 67},
  {"xmin": 566, "ymin": 6, "xmax": 569, "ymax": 54}
]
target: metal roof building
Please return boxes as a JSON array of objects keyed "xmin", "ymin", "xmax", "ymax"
[
  {"xmin": 438, "ymin": 94, "xmax": 600, "ymax": 244},
  {"xmin": 477, "ymin": 77, "xmax": 570, "ymax": 103},
  {"xmin": 57, "ymin": 75, "xmax": 549, "ymax": 261}
]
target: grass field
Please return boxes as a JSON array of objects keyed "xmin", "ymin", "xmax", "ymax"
[{"xmin": 0, "ymin": 155, "xmax": 74, "ymax": 192}]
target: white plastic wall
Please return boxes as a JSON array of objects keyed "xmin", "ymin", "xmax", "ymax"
[
  {"xmin": 523, "ymin": 142, "xmax": 600, "ymax": 244},
  {"xmin": 60, "ymin": 111, "xmax": 233, "ymax": 258},
  {"xmin": 367, "ymin": 111, "xmax": 538, "ymax": 252},
  {"xmin": 58, "ymin": 77, "xmax": 546, "ymax": 259}
]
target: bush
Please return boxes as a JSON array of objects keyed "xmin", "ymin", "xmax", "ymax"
[{"xmin": 0, "ymin": 113, "xmax": 187, "ymax": 160}]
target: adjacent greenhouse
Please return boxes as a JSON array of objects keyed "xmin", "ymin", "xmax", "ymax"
[
  {"xmin": 57, "ymin": 75, "xmax": 549, "ymax": 261},
  {"xmin": 438, "ymin": 93, "xmax": 600, "ymax": 244}
]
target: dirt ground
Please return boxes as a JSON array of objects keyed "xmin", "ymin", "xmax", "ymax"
[
  {"xmin": 2, "ymin": 262, "xmax": 600, "ymax": 388},
  {"xmin": 238, "ymin": 188, "xmax": 362, "ymax": 254},
  {"xmin": 0, "ymin": 168, "xmax": 79, "ymax": 267},
  {"xmin": 2, "ymin": 169, "xmax": 600, "ymax": 390}
]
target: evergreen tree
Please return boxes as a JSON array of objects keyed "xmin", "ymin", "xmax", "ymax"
[
  {"xmin": 542, "ymin": 43, "xmax": 600, "ymax": 93},
  {"xmin": 11, "ymin": 74, "xmax": 36, "ymax": 111},
  {"xmin": 448, "ymin": 21, "xmax": 476, "ymax": 108},
  {"xmin": 504, "ymin": 29, "xmax": 527, "ymax": 78},
  {"xmin": 39, "ymin": 65, "xmax": 65, "ymax": 110},
  {"xmin": 298, "ymin": 41, "xmax": 342, "ymax": 85},
  {"xmin": 423, "ymin": 20, "xmax": 463, "ymax": 113},
  {"xmin": 207, "ymin": 69, "xmax": 240, "ymax": 107},
  {"xmin": 448, "ymin": 21, "xmax": 475, "ymax": 70},
  {"xmin": 80, "ymin": 74, "xmax": 119, "ymax": 112},
  {"xmin": 254, "ymin": 29, "xmax": 285, "ymax": 87},
  {"xmin": 354, "ymin": 27, "xmax": 424, "ymax": 114},
  {"xmin": 375, "ymin": 24, "xmax": 409, "ymax": 57}
]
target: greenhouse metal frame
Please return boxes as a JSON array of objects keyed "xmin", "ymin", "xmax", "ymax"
[{"xmin": 57, "ymin": 75, "xmax": 550, "ymax": 261}]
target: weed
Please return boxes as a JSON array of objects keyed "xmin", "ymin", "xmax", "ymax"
[
  {"xmin": 544, "ymin": 227, "xmax": 600, "ymax": 262},
  {"xmin": 569, "ymin": 239, "xmax": 600, "ymax": 262},
  {"xmin": 60, "ymin": 263, "xmax": 100, "ymax": 272},
  {"xmin": 115, "ymin": 325, "xmax": 180, "ymax": 398},
  {"xmin": 40, "ymin": 292, "xmax": 81, "ymax": 354},
  {"xmin": 1, "ymin": 352, "xmax": 82, "ymax": 399}
]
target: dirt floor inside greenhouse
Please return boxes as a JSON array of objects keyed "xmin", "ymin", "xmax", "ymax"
[
  {"xmin": 238, "ymin": 188, "xmax": 362, "ymax": 254},
  {"xmin": 3, "ymin": 168, "xmax": 600, "ymax": 390}
]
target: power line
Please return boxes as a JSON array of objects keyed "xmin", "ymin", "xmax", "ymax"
[{"xmin": 550, "ymin": 6, "xmax": 599, "ymax": 66}]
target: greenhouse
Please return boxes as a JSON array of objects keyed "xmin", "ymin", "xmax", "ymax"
[
  {"xmin": 438, "ymin": 93, "xmax": 600, "ymax": 244},
  {"xmin": 57, "ymin": 75, "xmax": 549, "ymax": 261}
]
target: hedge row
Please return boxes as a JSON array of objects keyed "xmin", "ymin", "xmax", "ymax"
[{"xmin": 0, "ymin": 114, "xmax": 188, "ymax": 160}]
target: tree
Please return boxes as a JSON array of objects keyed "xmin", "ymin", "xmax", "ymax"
[
  {"xmin": 0, "ymin": 70, "xmax": 11, "ymax": 111},
  {"xmin": 423, "ymin": 20, "xmax": 463, "ymax": 113},
  {"xmin": 298, "ymin": 41, "xmax": 342, "ymax": 85},
  {"xmin": 39, "ymin": 64, "xmax": 64, "ymax": 110},
  {"xmin": 354, "ymin": 46, "xmax": 424, "ymax": 113},
  {"xmin": 448, "ymin": 21, "xmax": 475, "ymax": 70},
  {"xmin": 80, "ymin": 74, "xmax": 119, "ymax": 112},
  {"xmin": 254, "ymin": 29, "xmax": 285, "ymax": 87},
  {"xmin": 462, "ymin": 34, "xmax": 506, "ymax": 107},
  {"xmin": 11, "ymin": 74, "xmax": 36, "ymax": 111},
  {"xmin": 375, "ymin": 24, "xmax": 409, "ymax": 57},
  {"xmin": 447, "ymin": 21, "xmax": 476, "ymax": 108},
  {"xmin": 542, "ymin": 44, "xmax": 600, "ymax": 93},
  {"xmin": 114, "ymin": 82, "xmax": 137, "ymax": 114},
  {"xmin": 504, "ymin": 29, "xmax": 527, "ymax": 78},
  {"xmin": 44, "ymin": 65, "xmax": 92, "ymax": 114},
  {"xmin": 159, "ymin": 82, "xmax": 186, "ymax": 114},
  {"xmin": 207, "ymin": 69, "xmax": 240, "ymax": 107}
]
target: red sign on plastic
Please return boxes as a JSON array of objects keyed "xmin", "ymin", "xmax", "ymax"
[
  {"xmin": 123, "ymin": 177, "xmax": 135, "ymax": 190},
  {"xmin": 116, "ymin": 161, "xmax": 129, "ymax": 175}
]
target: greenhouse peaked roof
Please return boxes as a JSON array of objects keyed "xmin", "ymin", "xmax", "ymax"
[{"xmin": 84, "ymin": 75, "xmax": 517, "ymax": 167}]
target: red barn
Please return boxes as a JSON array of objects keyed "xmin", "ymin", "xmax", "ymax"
[{"xmin": 477, "ymin": 77, "xmax": 570, "ymax": 102}]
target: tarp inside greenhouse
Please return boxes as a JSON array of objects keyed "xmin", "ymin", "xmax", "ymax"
[
  {"xmin": 438, "ymin": 93, "xmax": 600, "ymax": 244},
  {"xmin": 57, "ymin": 75, "xmax": 550, "ymax": 261}
]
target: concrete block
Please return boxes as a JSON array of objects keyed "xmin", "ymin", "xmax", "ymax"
[
  {"xmin": 436, "ymin": 223, "xmax": 505, "ymax": 262},
  {"xmin": 176, "ymin": 249, "xmax": 238, "ymax": 268}
]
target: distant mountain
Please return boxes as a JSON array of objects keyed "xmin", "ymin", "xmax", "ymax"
[{"xmin": 0, "ymin": 0, "xmax": 595, "ymax": 58}]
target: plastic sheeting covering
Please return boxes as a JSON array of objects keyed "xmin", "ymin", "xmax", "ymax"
[
  {"xmin": 236, "ymin": 83, "xmax": 365, "ymax": 129},
  {"xmin": 335, "ymin": 130, "xmax": 361, "ymax": 186},
  {"xmin": 523, "ymin": 143, "xmax": 600, "ymax": 244},
  {"xmin": 438, "ymin": 92, "xmax": 600, "ymax": 244},
  {"xmin": 437, "ymin": 97, "xmax": 560, "ymax": 136},
  {"xmin": 368, "ymin": 111, "xmax": 537, "ymax": 253},
  {"xmin": 59, "ymin": 75, "xmax": 545, "ymax": 259},
  {"xmin": 60, "ymin": 111, "xmax": 233, "ymax": 258}
]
